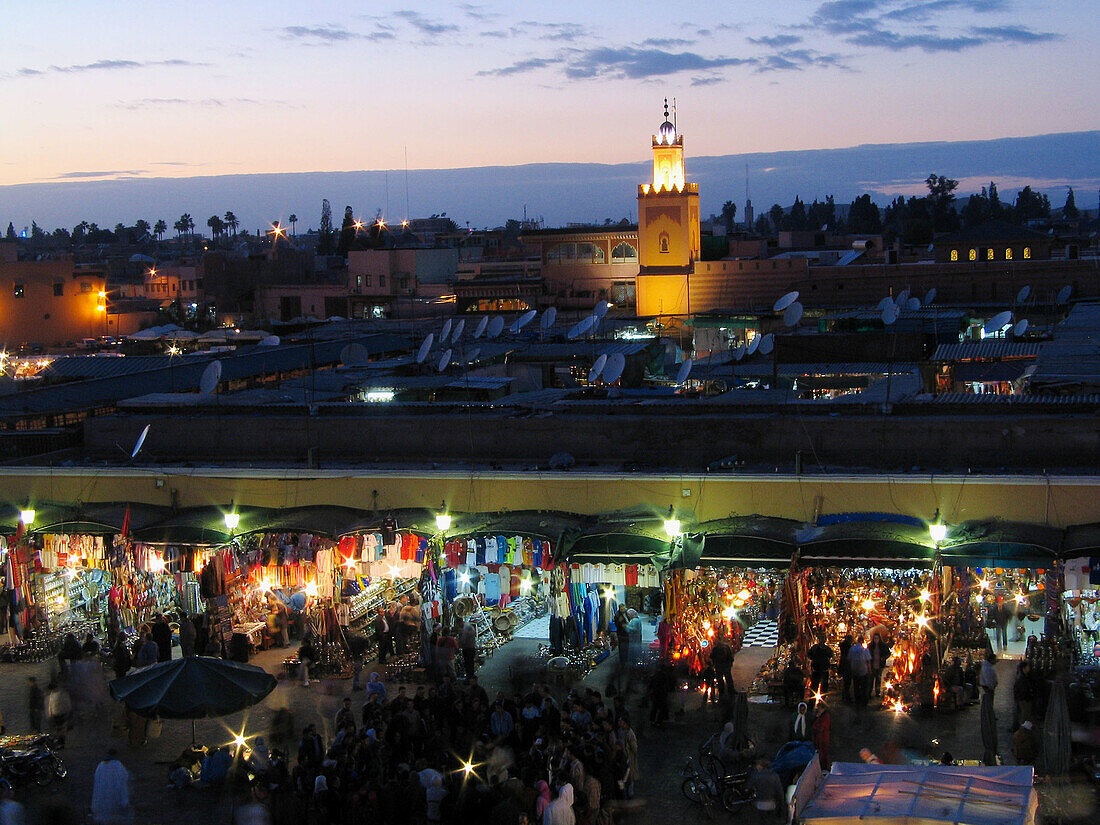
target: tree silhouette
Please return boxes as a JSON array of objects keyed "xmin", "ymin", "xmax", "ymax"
[
  {"xmin": 135, "ymin": 219, "xmax": 151, "ymax": 239},
  {"xmin": 720, "ymin": 200, "xmax": 737, "ymax": 233},
  {"xmin": 153, "ymin": 219, "xmax": 167, "ymax": 241},
  {"xmin": 318, "ymin": 199, "xmax": 334, "ymax": 254},
  {"xmin": 5, "ymin": 222, "xmax": 15, "ymax": 240},
  {"xmin": 207, "ymin": 214, "xmax": 225, "ymax": 240},
  {"xmin": 289, "ymin": 214, "xmax": 298, "ymax": 236},
  {"xmin": 224, "ymin": 211, "xmax": 238, "ymax": 238},
  {"xmin": 1063, "ymin": 187, "xmax": 1079, "ymax": 220}
]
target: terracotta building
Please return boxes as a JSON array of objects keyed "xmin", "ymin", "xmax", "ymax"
[{"xmin": 0, "ymin": 244, "xmax": 108, "ymax": 347}]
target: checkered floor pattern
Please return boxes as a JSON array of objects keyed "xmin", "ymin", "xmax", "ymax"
[{"xmin": 741, "ymin": 619, "xmax": 779, "ymax": 648}]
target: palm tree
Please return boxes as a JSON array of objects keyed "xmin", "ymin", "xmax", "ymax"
[
  {"xmin": 173, "ymin": 215, "xmax": 187, "ymax": 239},
  {"xmin": 135, "ymin": 219, "xmax": 151, "ymax": 239},
  {"xmin": 289, "ymin": 214, "xmax": 298, "ymax": 237},
  {"xmin": 153, "ymin": 219, "xmax": 167, "ymax": 241},
  {"xmin": 224, "ymin": 211, "xmax": 239, "ymax": 239},
  {"xmin": 207, "ymin": 215, "xmax": 225, "ymax": 241}
]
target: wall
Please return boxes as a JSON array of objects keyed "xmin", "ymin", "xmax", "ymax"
[{"xmin": 0, "ymin": 260, "xmax": 106, "ymax": 347}]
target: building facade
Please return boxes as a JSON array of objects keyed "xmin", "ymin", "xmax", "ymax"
[{"xmin": 0, "ymin": 246, "xmax": 108, "ymax": 347}]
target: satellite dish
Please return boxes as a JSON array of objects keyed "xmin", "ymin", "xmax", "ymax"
[
  {"xmin": 1012, "ymin": 319, "xmax": 1029, "ymax": 337},
  {"xmin": 759, "ymin": 333, "xmax": 775, "ymax": 355},
  {"xmin": 746, "ymin": 336, "xmax": 760, "ymax": 355},
  {"xmin": 473, "ymin": 316, "xmax": 489, "ymax": 339},
  {"xmin": 466, "ymin": 347, "xmax": 481, "ymax": 362},
  {"xmin": 984, "ymin": 310, "xmax": 1013, "ymax": 335},
  {"xmin": 487, "ymin": 316, "xmax": 505, "ymax": 339},
  {"xmin": 131, "ymin": 424, "xmax": 151, "ymax": 460},
  {"xmin": 924, "ymin": 287, "xmax": 937, "ymax": 305},
  {"xmin": 588, "ymin": 354, "xmax": 608, "ymax": 383},
  {"xmin": 510, "ymin": 309, "xmax": 537, "ymax": 333},
  {"xmin": 340, "ymin": 343, "xmax": 368, "ymax": 367},
  {"xmin": 773, "ymin": 291, "xmax": 799, "ymax": 312},
  {"xmin": 1016, "ymin": 285, "xmax": 1030, "ymax": 304},
  {"xmin": 602, "ymin": 353, "xmax": 625, "ymax": 384},
  {"xmin": 594, "ymin": 300, "xmax": 610, "ymax": 319},
  {"xmin": 416, "ymin": 333, "xmax": 434, "ymax": 364},
  {"xmin": 876, "ymin": 296, "xmax": 894, "ymax": 311},
  {"xmin": 675, "ymin": 359, "xmax": 693, "ymax": 385},
  {"xmin": 440, "ymin": 319, "xmax": 453, "ymax": 341},
  {"xmin": 895, "ymin": 289, "xmax": 910, "ymax": 307},
  {"xmin": 567, "ymin": 315, "xmax": 596, "ymax": 340},
  {"xmin": 437, "ymin": 349, "xmax": 452, "ymax": 372},
  {"xmin": 1057, "ymin": 285, "xmax": 1072, "ymax": 305},
  {"xmin": 906, "ymin": 297, "xmax": 921, "ymax": 311},
  {"xmin": 881, "ymin": 303, "xmax": 900, "ymax": 326},
  {"xmin": 782, "ymin": 302, "xmax": 803, "ymax": 327},
  {"xmin": 540, "ymin": 307, "xmax": 558, "ymax": 329},
  {"xmin": 259, "ymin": 335, "xmax": 280, "ymax": 347},
  {"xmin": 734, "ymin": 343, "xmax": 746, "ymax": 361},
  {"xmin": 451, "ymin": 319, "xmax": 465, "ymax": 342},
  {"xmin": 199, "ymin": 360, "xmax": 222, "ymax": 394}
]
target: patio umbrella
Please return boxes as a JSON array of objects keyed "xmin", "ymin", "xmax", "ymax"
[
  {"xmin": 980, "ymin": 692, "xmax": 998, "ymax": 766},
  {"xmin": 109, "ymin": 656, "xmax": 277, "ymax": 741},
  {"xmin": 1042, "ymin": 680, "xmax": 1071, "ymax": 775}
]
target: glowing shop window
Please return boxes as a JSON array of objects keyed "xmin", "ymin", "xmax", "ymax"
[
  {"xmin": 1005, "ymin": 248, "xmax": 1013, "ymax": 260},
  {"xmin": 1023, "ymin": 247, "xmax": 1031, "ymax": 259},
  {"xmin": 950, "ymin": 249, "xmax": 958, "ymax": 261},
  {"xmin": 968, "ymin": 249, "xmax": 977, "ymax": 261},
  {"xmin": 986, "ymin": 248, "xmax": 995, "ymax": 261}
]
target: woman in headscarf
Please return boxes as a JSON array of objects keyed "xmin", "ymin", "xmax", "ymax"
[
  {"xmin": 543, "ymin": 782, "xmax": 575, "ymax": 825},
  {"xmin": 365, "ymin": 671, "xmax": 387, "ymax": 702},
  {"xmin": 791, "ymin": 701, "xmax": 812, "ymax": 741},
  {"xmin": 812, "ymin": 705, "xmax": 832, "ymax": 770},
  {"xmin": 535, "ymin": 779, "xmax": 553, "ymax": 822}
]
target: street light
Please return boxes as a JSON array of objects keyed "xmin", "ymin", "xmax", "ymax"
[
  {"xmin": 929, "ymin": 509, "xmax": 947, "ymax": 544},
  {"xmin": 224, "ymin": 511, "xmax": 240, "ymax": 531},
  {"xmin": 19, "ymin": 508, "xmax": 35, "ymax": 526},
  {"xmin": 435, "ymin": 501, "xmax": 451, "ymax": 532},
  {"xmin": 663, "ymin": 505, "xmax": 681, "ymax": 538}
]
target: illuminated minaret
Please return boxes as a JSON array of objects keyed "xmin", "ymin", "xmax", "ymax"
[{"xmin": 635, "ymin": 99, "xmax": 700, "ymax": 316}]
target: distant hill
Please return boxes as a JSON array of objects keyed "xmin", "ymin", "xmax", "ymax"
[{"xmin": 2, "ymin": 131, "xmax": 1097, "ymax": 232}]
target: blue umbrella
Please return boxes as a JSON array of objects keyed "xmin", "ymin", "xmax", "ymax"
[{"xmin": 109, "ymin": 656, "xmax": 276, "ymax": 720}]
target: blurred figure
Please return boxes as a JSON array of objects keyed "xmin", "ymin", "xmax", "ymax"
[
  {"xmin": 91, "ymin": 749, "xmax": 132, "ymax": 825},
  {"xmin": 178, "ymin": 615, "xmax": 196, "ymax": 658},
  {"xmin": 1012, "ymin": 720, "xmax": 1038, "ymax": 765},
  {"xmin": 26, "ymin": 677, "xmax": 44, "ymax": 732},
  {"xmin": 46, "ymin": 682, "xmax": 71, "ymax": 747},
  {"xmin": 0, "ymin": 780, "xmax": 25, "ymax": 825}
]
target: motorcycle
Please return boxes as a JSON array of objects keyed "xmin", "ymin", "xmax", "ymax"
[{"xmin": 0, "ymin": 746, "xmax": 67, "ymax": 787}]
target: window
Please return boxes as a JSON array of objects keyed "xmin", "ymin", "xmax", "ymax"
[
  {"xmin": 53, "ymin": 283, "xmax": 64, "ymax": 297},
  {"xmin": 611, "ymin": 242, "xmax": 637, "ymax": 262},
  {"xmin": 378, "ymin": 274, "xmax": 385, "ymax": 287},
  {"xmin": 986, "ymin": 248, "xmax": 994, "ymax": 261},
  {"xmin": 968, "ymin": 249, "xmax": 977, "ymax": 261},
  {"xmin": 1023, "ymin": 247, "xmax": 1031, "ymax": 260},
  {"xmin": 80, "ymin": 281, "xmax": 93, "ymax": 292},
  {"xmin": 950, "ymin": 249, "xmax": 958, "ymax": 261},
  {"xmin": 364, "ymin": 274, "xmax": 372, "ymax": 287},
  {"xmin": 13, "ymin": 284, "xmax": 24, "ymax": 298},
  {"xmin": 1005, "ymin": 248, "xmax": 1013, "ymax": 260},
  {"xmin": 659, "ymin": 233, "xmax": 670, "ymax": 254}
]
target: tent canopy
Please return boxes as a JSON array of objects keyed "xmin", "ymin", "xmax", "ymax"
[
  {"xmin": 109, "ymin": 656, "xmax": 277, "ymax": 719},
  {"xmin": 799, "ymin": 763, "xmax": 1036, "ymax": 825}
]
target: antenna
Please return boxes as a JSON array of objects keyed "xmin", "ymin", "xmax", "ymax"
[
  {"xmin": 672, "ymin": 96, "xmax": 677, "ymax": 132},
  {"xmin": 404, "ymin": 145, "xmax": 410, "ymax": 223},
  {"xmin": 385, "ymin": 170, "xmax": 389, "ymax": 222}
]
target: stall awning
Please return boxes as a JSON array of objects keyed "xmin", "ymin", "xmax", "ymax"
[
  {"xmin": 559, "ymin": 520, "xmax": 675, "ymax": 566},
  {"xmin": 797, "ymin": 519, "xmax": 937, "ymax": 568},
  {"xmin": 1063, "ymin": 523, "xmax": 1100, "ymax": 557},
  {"xmin": 691, "ymin": 516, "xmax": 800, "ymax": 567},
  {"xmin": 938, "ymin": 520, "xmax": 1063, "ymax": 568},
  {"xmin": 131, "ymin": 506, "xmax": 274, "ymax": 545}
]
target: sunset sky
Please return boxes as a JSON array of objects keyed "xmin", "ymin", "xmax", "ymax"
[{"xmin": 4, "ymin": 0, "xmax": 1096, "ymax": 190}]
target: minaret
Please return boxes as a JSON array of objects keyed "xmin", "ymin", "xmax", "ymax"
[{"xmin": 635, "ymin": 99, "xmax": 701, "ymax": 317}]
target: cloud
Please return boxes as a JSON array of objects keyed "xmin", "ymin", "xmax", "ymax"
[
  {"xmin": 393, "ymin": 10, "xmax": 458, "ymax": 36},
  {"xmin": 641, "ymin": 37, "xmax": 696, "ymax": 48},
  {"xmin": 281, "ymin": 24, "xmax": 394, "ymax": 44},
  {"xmin": 476, "ymin": 57, "xmax": 559, "ymax": 77},
  {"xmin": 749, "ymin": 34, "xmax": 803, "ymax": 47},
  {"xmin": 116, "ymin": 97, "xmax": 288, "ymax": 110},
  {"xmin": 756, "ymin": 49, "xmax": 848, "ymax": 72},
  {"xmin": 11, "ymin": 58, "xmax": 203, "ymax": 79},
  {"xmin": 561, "ymin": 46, "xmax": 755, "ymax": 80},
  {"xmin": 971, "ymin": 25, "xmax": 1061, "ymax": 44},
  {"xmin": 459, "ymin": 3, "xmax": 498, "ymax": 21},
  {"xmin": 514, "ymin": 21, "xmax": 587, "ymax": 42},
  {"xmin": 882, "ymin": 0, "xmax": 1008, "ymax": 22},
  {"xmin": 52, "ymin": 170, "xmax": 148, "ymax": 180},
  {"xmin": 690, "ymin": 76, "xmax": 725, "ymax": 87}
]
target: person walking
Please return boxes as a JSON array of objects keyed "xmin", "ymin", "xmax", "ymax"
[
  {"xmin": 791, "ymin": 702, "xmax": 812, "ymax": 741},
  {"xmin": 151, "ymin": 614, "xmax": 172, "ymax": 662},
  {"xmin": 847, "ymin": 636, "xmax": 871, "ymax": 711},
  {"xmin": 808, "ymin": 632, "xmax": 833, "ymax": 700},
  {"xmin": 979, "ymin": 651, "xmax": 999, "ymax": 697},
  {"xmin": 458, "ymin": 620, "xmax": 477, "ymax": 678},
  {"xmin": 45, "ymin": 682, "xmax": 71, "ymax": 747},
  {"xmin": 614, "ymin": 605, "xmax": 630, "ymax": 671},
  {"xmin": 710, "ymin": 632, "xmax": 735, "ymax": 698},
  {"xmin": 869, "ymin": 632, "xmax": 891, "ymax": 698},
  {"xmin": 838, "ymin": 634, "xmax": 854, "ymax": 703},
  {"xmin": 178, "ymin": 615, "xmax": 196, "ymax": 658},
  {"xmin": 373, "ymin": 608, "xmax": 390, "ymax": 664},
  {"xmin": 26, "ymin": 677, "xmax": 43, "ymax": 733},
  {"xmin": 812, "ymin": 705, "xmax": 832, "ymax": 770},
  {"xmin": 1012, "ymin": 661, "xmax": 1035, "ymax": 732},
  {"xmin": 298, "ymin": 635, "xmax": 316, "ymax": 687}
]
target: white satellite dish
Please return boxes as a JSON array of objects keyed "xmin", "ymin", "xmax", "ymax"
[
  {"xmin": 199, "ymin": 360, "xmax": 222, "ymax": 394},
  {"xmin": 675, "ymin": 359, "xmax": 693, "ymax": 385},
  {"xmin": 593, "ymin": 300, "xmax": 610, "ymax": 319},
  {"xmin": 773, "ymin": 291, "xmax": 799, "ymax": 313},
  {"xmin": 451, "ymin": 319, "xmax": 465, "ymax": 342},
  {"xmin": 131, "ymin": 424, "xmax": 151, "ymax": 460},
  {"xmin": 881, "ymin": 303, "xmax": 900, "ymax": 326},
  {"xmin": 782, "ymin": 302, "xmax": 803, "ymax": 327},
  {"xmin": 440, "ymin": 319, "xmax": 453, "ymax": 341},
  {"xmin": 895, "ymin": 288, "xmax": 910, "ymax": 307},
  {"xmin": 1057, "ymin": 285, "xmax": 1072, "ymax": 305},
  {"xmin": 567, "ymin": 315, "xmax": 596, "ymax": 340},
  {"xmin": 924, "ymin": 287, "xmax": 937, "ymax": 305},
  {"xmin": 473, "ymin": 317, "xmax": 489, "ymax": 339},
  {"xmin": 588, "ymin": 354, "xmax": 608, "ymax": 383},
  {"xmin": 416, "ymin": 333, "xmax": 434, "ymax": 364},
  {"xmin": 540, "ymin": 307, "xmax": 558, "ymax": 329},
  {"xmin": 746, "ymin": 336, "xmax": 760, "ymax": 355},
  {"xmin": 1016, "ymin": 285, "xmax": 1030, "ymax": 303},
  {"xmin": 487, "ymin": 316, "xmax": 505, "ymax": 339},
  {"xmin": 510, "ymin": 309, "xmax": 537, "ymax": 333},
  {"xmin": 984, "ymin": 310, "xmax": 1013, "ymax": 335},
  {"xmin": 876, "ymin": 296, "xmax": 894, "ymax": 311},
  {"xmin": 602, "ymin": 353, "xmax": 625, "ymax": 384},
  {"xmin": 759, "ymin": 333, "xmax": 775, "ymax": 355},
  {"xmin": 734, "ymin": 343, "xmax": 746, "ymax": 361},
  {"xmin": 906, "ymin": 297, "xmax": 921, "ymax": 311},
  {"xmin": 259, "ymin": 335, "xmax": 280, "ymax": 347},
  {"xmin": 437, "ymin": 349, "xmax": 452, "ymax": 372},
  {"xmin": 340, "ymin": 343, "xmax": 368, "ymax": 367},
  {"xmin": 1013, "ymin": 319, "xmax": 1029, "ymax": 337}
]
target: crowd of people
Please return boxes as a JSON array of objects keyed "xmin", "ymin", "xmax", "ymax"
[{"xmin": 231, "ymin": 674, "xmax": 641, "ymax": 825}]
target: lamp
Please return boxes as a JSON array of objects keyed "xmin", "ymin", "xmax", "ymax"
[
  {"xmin": 663, "ymin": 505, "xmax": 681, "ymax": 538},
  {"xmin": 435, "ymin": 501, "xmax": 451, "ymax": 532},
  {"xmin": 929, "ymin": 509, "xmax": 947, "ymax": 544},
  {"xmin": 19, "ymin": 508, "xmax": 35, "ymax": 526},
  {"xmin": 224, "ymin": 511, "xmax": 240, "ymax": 531}
]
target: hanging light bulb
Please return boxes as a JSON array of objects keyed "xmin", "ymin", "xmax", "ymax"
[
  {"xmin": 435, "ymin": 501, "xmax": 451, "ymax": 532},
  {"xmin": 663, "ymin": 505, "xmax": 681, "ymax": 538}
]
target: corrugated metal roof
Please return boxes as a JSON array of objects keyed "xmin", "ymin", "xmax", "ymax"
[
  {"xmin": 1029, "ymin": 302, "xmax": 1100, "ymax": 387},
  {"xmin": 931, "ymin": 392, "xmax": 1100, "ymax": 406},
  {"xmin": 932, "ymin": 341, "xmax": 1041, "ymax": 361},
  {"xmin": 732, "ymin": 362, "xmax": 917, "ymax": 377},
  {"xmin": 444, "ymin": 376, "xmax": 515, "ymax": 390},
  {"xmin": 826, "ymin": 308, "xmax": 967, "ymax": 321},
  {"xmin": 40, "ymin": 354, "xmax": 214, "ymax": 381},
  {"xmin": 513, "ymin": 341, "xmax": 652, "ymax": 359}
]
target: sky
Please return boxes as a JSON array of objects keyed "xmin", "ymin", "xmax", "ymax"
[{"xmin": 2, "ymin": 0, "xmax": 1097, "ymax": 226}]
